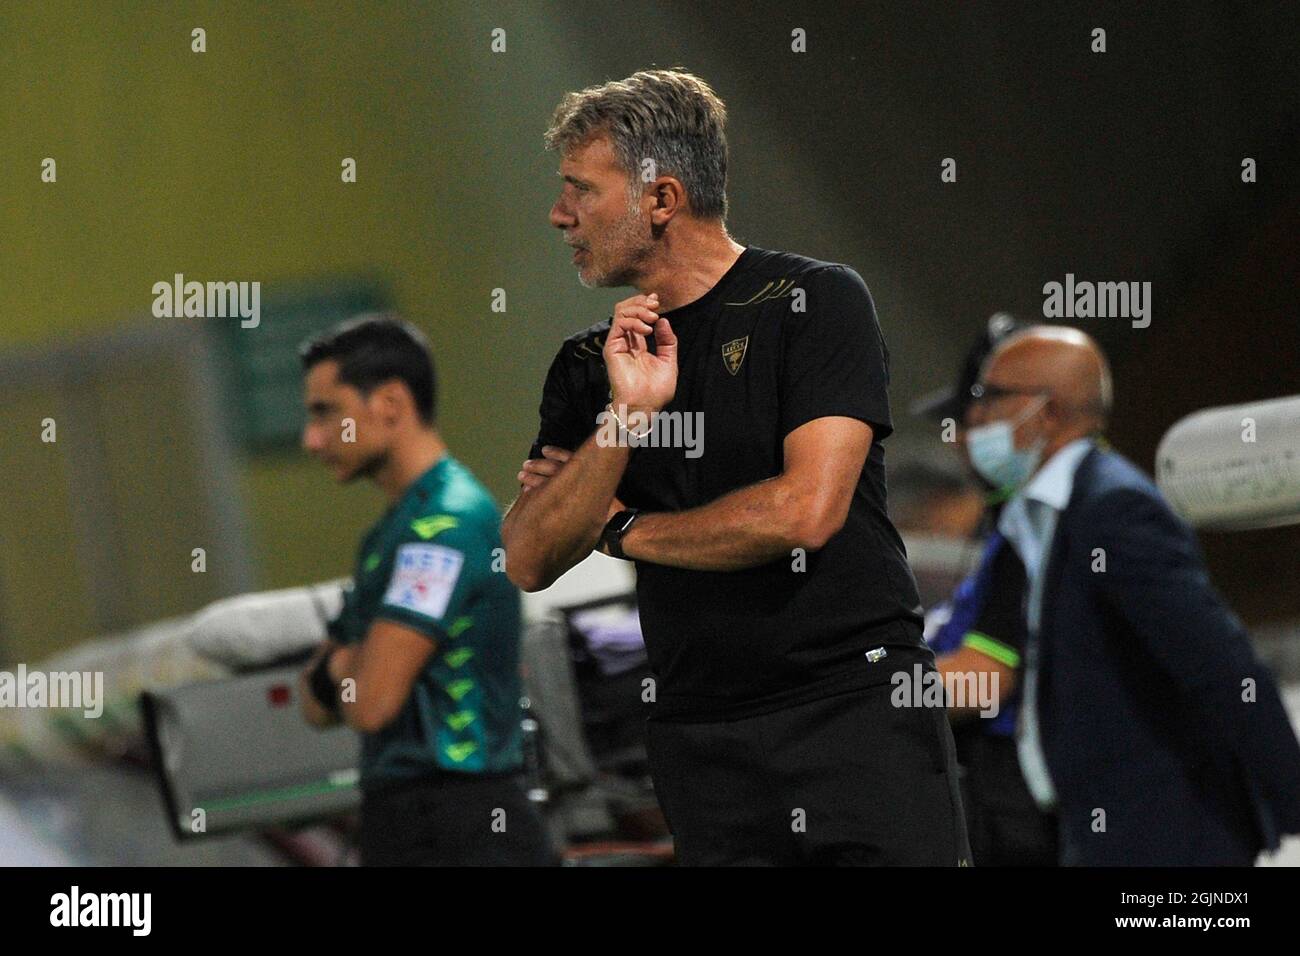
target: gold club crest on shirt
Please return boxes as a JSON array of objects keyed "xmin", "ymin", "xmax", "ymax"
[{"xmin": 722, "ymin": 336, "xmax": 749, "ymax": 375}]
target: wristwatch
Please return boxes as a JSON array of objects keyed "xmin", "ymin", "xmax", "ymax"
[{"xmin": 601, "ymin": 509, "xmax": 640, "ymax": 560}]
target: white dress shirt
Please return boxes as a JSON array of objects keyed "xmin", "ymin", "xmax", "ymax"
[{"xmin": 998, "ymin": 437, "xmax": 1094, "ymax": 810}]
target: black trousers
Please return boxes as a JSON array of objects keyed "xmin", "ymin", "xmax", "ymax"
[
  {"xmin": 646, "ymin": 682, "xmax": 971, "ymax": 866},
  {"xmin": 957, "ymin": 732, "xmax": 1060, "ymax": 866},
  {"xmin": 359, "ymin": 771, "xmax": 559, "ymax": 866}
]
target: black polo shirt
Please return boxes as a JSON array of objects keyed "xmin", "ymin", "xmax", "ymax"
[{"xmin": 529, "ymin": 246, "xmax": 925, "ymax": 720}]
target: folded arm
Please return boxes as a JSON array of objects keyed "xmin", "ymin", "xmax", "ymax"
[
  {"xmin": 618, "ymin": 416, "xmax": 873, "ymax": 571},
  {"xmin": 324, "ymin": 620, "xmax": 438, "ymax": 733},
  {"xmin": 501, "ymin": 430, "xmax": 630, "ymax": 592}
]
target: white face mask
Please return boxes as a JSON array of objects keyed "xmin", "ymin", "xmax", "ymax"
[{"xmin": 965, "ymin": 395, "xmax": 1048, "ymax": 492}]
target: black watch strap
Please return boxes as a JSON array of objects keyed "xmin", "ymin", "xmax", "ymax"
[
  {"xmin": 602, "ymin": 509, "xmax": 639, "ymax": 560},
  {"xmin": 309, "ymin": 649, "xmax": 342, "ymax": 716}
]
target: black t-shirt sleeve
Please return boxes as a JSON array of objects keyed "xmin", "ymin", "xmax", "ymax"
[
  {"xmin": 963, "ymin": 543, "xmax": 1029, "ymax": 669},
  {"xmin": 779, "ymin": 265, "xmax": 893, "ymax": 440},
  {"xmin": 528, "ymin": 344, "xmax": 594, "ymax": 460}
]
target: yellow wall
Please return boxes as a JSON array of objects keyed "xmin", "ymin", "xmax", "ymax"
[{"xmin": 0, "ymin": 2, "xmax": 593, "ymax": 654}]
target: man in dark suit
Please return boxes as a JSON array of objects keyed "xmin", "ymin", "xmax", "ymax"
[{"xmin": 965, "ymin": 325, "xmax": 1300, "ymax": 865}]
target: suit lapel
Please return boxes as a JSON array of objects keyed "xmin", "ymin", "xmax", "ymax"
[{"xmin": 1037, "ymin": 446, "xmax": 1101, "ymax": 653}]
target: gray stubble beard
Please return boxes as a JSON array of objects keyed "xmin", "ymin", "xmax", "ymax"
[{"xmin": 578, "ymin": 199, "xmax": 654, "ymax": 290}]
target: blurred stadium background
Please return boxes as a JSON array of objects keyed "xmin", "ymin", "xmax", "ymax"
[{"xmin": 0, "ymin": 1, "xmax": 1296, "ymax": 864}]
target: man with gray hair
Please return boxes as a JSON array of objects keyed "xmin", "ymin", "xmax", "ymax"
[{"xmin": 503, "ymin": 69, "xmax": 969, "ymax": 865}]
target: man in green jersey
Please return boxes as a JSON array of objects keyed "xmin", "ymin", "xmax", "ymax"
[{"xmin": 296, "ymin": 314, "xmax": 556, "ymax": 866}]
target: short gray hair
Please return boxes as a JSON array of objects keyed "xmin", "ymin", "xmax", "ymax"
[{"xmin": 544, "ymin": 69, "xmax": 729, "ymax": 220}]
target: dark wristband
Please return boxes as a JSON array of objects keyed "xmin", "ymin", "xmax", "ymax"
[
  {"xmin": 308, "ymin": 649, "xmax": 342, "ymax": 717},
  {"xmin": 602, "ymin": 509, "xmax": 639, "ymax": 560}
]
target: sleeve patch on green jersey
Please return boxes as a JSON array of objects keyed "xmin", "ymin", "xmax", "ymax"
[
  {"xmin": 411, "ymin": 514, "xmax": 460, "ymax": 540},
  {"xmin": 385, "ymin": 544, "xmax": 463, "ymax": 620}
]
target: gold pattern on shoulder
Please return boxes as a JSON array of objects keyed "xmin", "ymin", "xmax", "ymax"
[{"xmin": 725, "ymin": 278, "xmax": 797, "ymax": 307}]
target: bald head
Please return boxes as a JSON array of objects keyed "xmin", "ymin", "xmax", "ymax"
[
  {"xmin": 963, "ymin": 326, "xmax": 1112, "ymax": 469},
  {"xmin": 986, "ymin": 325, "xmax": 1111, "ymax": 425}
]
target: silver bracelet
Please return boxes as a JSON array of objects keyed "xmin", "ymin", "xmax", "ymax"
[{"xmin": 606, "ymin": 402, "xmax": 654, "ymax": 439}]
